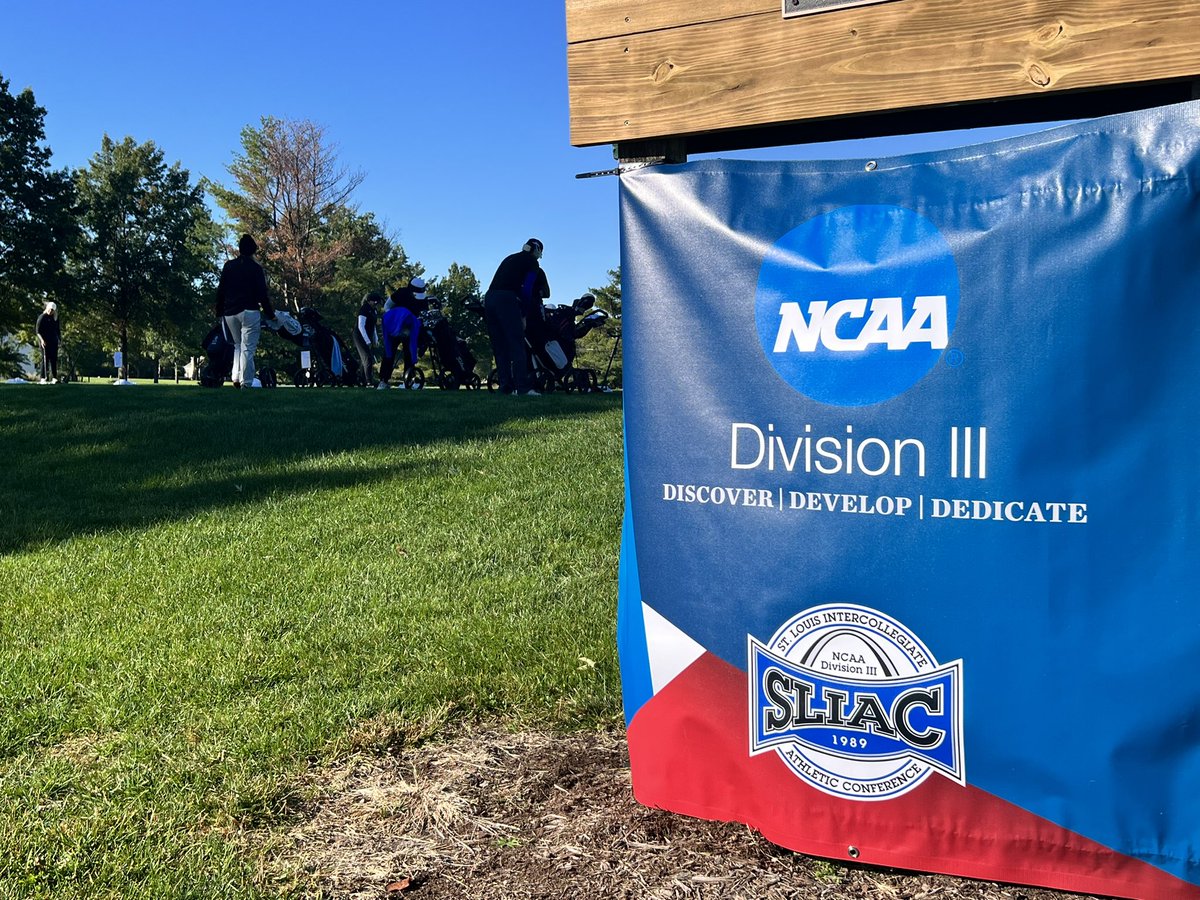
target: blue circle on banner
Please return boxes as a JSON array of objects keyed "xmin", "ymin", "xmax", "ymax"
[{"xmin": 755, "ymin": 205, "xmax": 960, "ymax": 406}]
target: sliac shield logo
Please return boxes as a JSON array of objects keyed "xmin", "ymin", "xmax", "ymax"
[
  {"xmin": 749, "ymin": 604, "xmax": 965, "ymax": 800},
  {"xmin": 754, "ymin": 205, "xmax": 961, "ymax": 406}
]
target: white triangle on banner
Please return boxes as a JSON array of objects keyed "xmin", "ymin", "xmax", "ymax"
[{"xmin": 642, "ymin": 602, "xmax": 706, "ymax": 695}]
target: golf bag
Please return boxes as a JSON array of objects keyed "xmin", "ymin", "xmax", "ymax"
[
  {"xmin": 527, "ymin": 295, "xmax": 605, "ymax": 392},
  {"xmin": 418, "ymin": 309, "xmax": 480, "ymax": 389},
  {"xmin": 270, "ymin": 307, "xmax": 361, "ymax": 387},
  {"xmin": 199, "ymin": 320, "xmax": 234, "ymax": 387}
]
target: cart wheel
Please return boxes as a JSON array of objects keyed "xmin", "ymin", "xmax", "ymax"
[
  {"xmin": 439, "ymin": 372, "xmax": 459, "ymax": 391},
  {"xmin": 405, "ymin": 368, "xmax": 426, "ymax": 390},
  {"xmin": 315, "ymin": 368, "xmax": 334, "ymax": 387},
  {"xmin": 575, "ymin": 369, "xmax": 598, "ymax": 393},
  {"xmin": 468, "ymin": 374, "xmax": 482, "ymax": 390},
  {"xmin": 292, "ymin": 369, "xmax": 308, "ymax": 388},
  {"xmin": 536, "ymin": 371, "xmax": 556, "ymax": 394}
]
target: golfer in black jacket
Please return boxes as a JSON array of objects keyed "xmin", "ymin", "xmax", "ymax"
[
  {"xmin": 216, "ymin": 234, "xmax": 275, "ymax": 388},
  {"xmin": 484, "ymin": 238, "xmax": 549, "ymax": 395},
  {"xmin": 36, "ymin": 301, "xmax": 60, "ymax": 383}
]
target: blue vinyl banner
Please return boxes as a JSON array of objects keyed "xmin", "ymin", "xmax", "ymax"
[{"xmin": 617, "ymin": 101, "xmax": 1200, "ymax": 898}]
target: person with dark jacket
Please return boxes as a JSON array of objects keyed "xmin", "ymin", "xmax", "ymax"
[
  {"xmin": 216, "ymin": 234, "xmax": 275, "ymax": 388},
  {"xmin": 35, "ymin": 301, "xmax": 60, "ymax": 383},
  {"xmin": 485, "ymin": 238, "xmax": 549, "ymax": 395},
  {"xmin": 389, "ymin": 276, "xmax": 430, "ymax": 316},
  {"xmin": 354, "ymin": 292, "xmax": 382, "ymax": 384}
]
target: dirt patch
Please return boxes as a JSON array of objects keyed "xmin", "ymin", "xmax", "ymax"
[{"xmin": 268, "ymin": 726, "xmax": 1107, "ymax": 900}]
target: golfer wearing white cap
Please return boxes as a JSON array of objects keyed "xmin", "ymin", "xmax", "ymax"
[
  {"xmin": 36, "ymin": 301, "xmax": 60, "ymax": 383},
  {"xmin": 390, "ymin": 276, "xmax": 430, "ymax": 316}
]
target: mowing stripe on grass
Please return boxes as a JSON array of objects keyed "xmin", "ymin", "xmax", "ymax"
[{"xmin": 0, "ymin": 385, "xmax": 623, "ymax": 898}]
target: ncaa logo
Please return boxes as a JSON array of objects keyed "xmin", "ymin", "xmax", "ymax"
[
  {"xmin": 749, "ymin": 604, "xmax": 965, "ymax": 801},
  {"xmin": 754, "ymin": 205, "xmax": 960, "ymax": 406}
]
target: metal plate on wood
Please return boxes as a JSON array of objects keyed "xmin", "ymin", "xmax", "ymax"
[{"xmin": 782, "ymin": 0, "xmax": 895, "ymax": 17}]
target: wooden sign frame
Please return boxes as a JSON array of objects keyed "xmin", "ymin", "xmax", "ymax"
[{"xmin": 566, "ymin": 0, "xmax": 1200, "ymax": 159}]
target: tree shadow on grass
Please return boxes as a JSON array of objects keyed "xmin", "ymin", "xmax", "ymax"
[{"xmin": 0, "ymin": 387, "xmax": 620, "ymax": 555}]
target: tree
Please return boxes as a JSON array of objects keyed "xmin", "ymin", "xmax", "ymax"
[
  {"xmin": 576, "ymin": 266, "xmax": 622, "ymax": 387},
  {"xmin": 323, "ymin": 208, "xmax": 421, "ymax": 317},
  {"xmin": 0, "ymin": 335, "xmax": 30, "ymax": 379},
  {"xmin": 428, "ymin": 262, "xmax": 488, "ymax": 376},
  {"xmin": 71, "ymin": 136, "xmax": 218, "ymax": 373},
  {"xmin": 210, "ymin": 116, "xmax": 366, "ymax": 311},
  {"xmin": 256, "ymin": 209, "xmax": 421, "ymax": 376},
  {"xmin": 0, "ymin": 74, "xmax": 77, "ymax": 338}
]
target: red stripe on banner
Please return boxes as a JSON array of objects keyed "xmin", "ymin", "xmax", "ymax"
[{"xmin": 627, "ymin": 652, "xmax": 1200, "ymax": 900}]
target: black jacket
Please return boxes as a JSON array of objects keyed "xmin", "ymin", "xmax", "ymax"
[
  {"xmin": 389, "ymin": 286, "xmax": 429, "ymax": 316},
  {"xmin": 36, "ymin": 313, "xmax": 60, "ymax": 344},
  {"xmin": 487, "ymin": 250, "xmax": 549, "ymax": 317},
  {"xmin": 216, "ymin": 254, "xmax": 273, "ymax": 317}
]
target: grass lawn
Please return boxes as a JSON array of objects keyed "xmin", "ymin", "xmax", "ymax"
[{"xmin": 0, "ymin": 383, "xmax": 625, "ymax": 899}]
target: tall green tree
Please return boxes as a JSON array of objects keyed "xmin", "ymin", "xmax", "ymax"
[
  {"xmin": 0, "ymin": 335, "xmax": 29, "ymax": 379},
  {"xmin": 428, "ymin": 262, "xmax": 487, "ymax": 376},
  {"xmin": 71, "ymin": 136, "xmax": 218, "ymax": 372},
  {"xmin": 0, "ymin": 74, "xmax": 77, "ymax": 345},
  {"xmin": 210, "ymin": 116, "xmax": 367, "ymax": 311},
  {"xmin": 589, "ymin": 266, "xmax": 621, "ymax": 320},
  {"xmin": 324, "ymin": 208, "xmax": 420, "ymax": 318},
  {"xmin": 255, "ymin": 209, "xmax": 420, "ymax": 376},
  {"xmin": 577, "ymin": 266, "xmax": 622, "ymax": 387}
]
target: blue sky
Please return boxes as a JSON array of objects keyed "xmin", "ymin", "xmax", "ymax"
[{"xmin": 1, "ymin": 1, "xmax": 1059, "ymax": 302}]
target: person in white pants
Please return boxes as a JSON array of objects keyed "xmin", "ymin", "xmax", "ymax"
[{"xmin": 216, "ymin": 234, "xmax": 275, "ymax": 387}]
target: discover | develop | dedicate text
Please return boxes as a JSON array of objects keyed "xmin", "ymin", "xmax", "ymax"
[{"xmin": 655, "ymin": 422, "xmax": 1089, "ymax": 524}]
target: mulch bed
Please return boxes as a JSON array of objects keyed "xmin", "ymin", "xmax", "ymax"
[{"xmin": 267, "ymin": 727, "xmax": 1108, "ymax": 900}]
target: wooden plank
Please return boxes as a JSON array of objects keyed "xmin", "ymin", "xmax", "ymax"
[
  {"xmin": 615, "ymin": 80, "xmax": 1197, "ymax": 157},
  {"xmin": 566, "ymin": 0, "xmax": 769, "ymax": 43},
  {"xmin": 567, "ymin": 0, "xmax": 1200, "ymax": 147}
]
